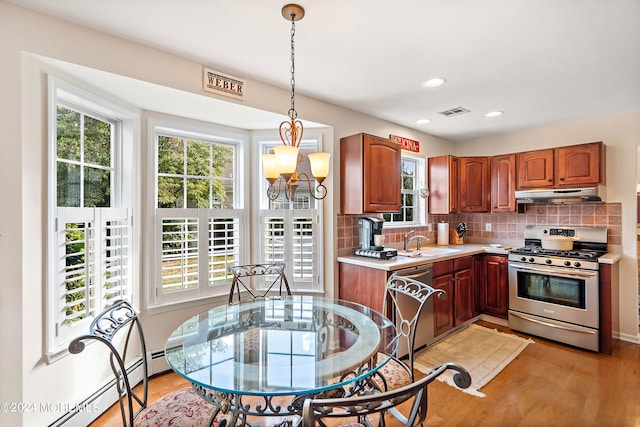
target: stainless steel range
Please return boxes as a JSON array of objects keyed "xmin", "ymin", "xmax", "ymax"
[{"xmin": 508, "ymin": 225, "xmax": 607, "ymax": 351}]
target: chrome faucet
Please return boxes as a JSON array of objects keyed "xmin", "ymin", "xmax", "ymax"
[
  {"xmin": 409, "ymin": 235, "xmax": 430, "ymax": 250},
  {"xmin": 403, "ymin": 230, "xmax": 415, "ymax": 251}
]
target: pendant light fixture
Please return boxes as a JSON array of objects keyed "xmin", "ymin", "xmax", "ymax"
[{"xmin": 262, "ymin": 3, "xmax": 330, "ymax": 202}]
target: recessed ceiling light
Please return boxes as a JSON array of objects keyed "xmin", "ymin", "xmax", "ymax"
[
  {"xmin": 485, "ymin": 111, "xmax": 504, "ymax": 118},
  {"xmin": 421, "ymin": 77, "xmax": 446, "ymax": 88},
  {"xmin": 416, "ymin": 118, "xmax": 431, "ymax": 124}
]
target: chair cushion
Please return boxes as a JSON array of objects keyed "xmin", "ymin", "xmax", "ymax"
[
  {"xmin": 371, "ymin": 356, "xmax": 412, "ymax": 391},
  {"xmin": 137, "ymin": 387, "xmax": 217, "ymax": 427}
]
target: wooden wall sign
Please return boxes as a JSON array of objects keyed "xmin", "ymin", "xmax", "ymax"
[
  {"xmin": 390, "ymin": 134, "xmax": 420, "ymax": 152},
  {"xmin": 203, "ymin": 68, "xmax": 245, "ymax": 100}
]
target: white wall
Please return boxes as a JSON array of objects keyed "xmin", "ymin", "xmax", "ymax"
[
  {"xmin": 0, "ymin": 3, "xmax": 452, "ymax": 426},
  {"xmin": 458, "ymin": 112, "xmax": 640, "ymax": 342}
]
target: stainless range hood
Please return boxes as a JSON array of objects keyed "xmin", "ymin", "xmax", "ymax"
[{"xmin": 515, "ymin": 186, "xmax": 605, "ymax": 204}]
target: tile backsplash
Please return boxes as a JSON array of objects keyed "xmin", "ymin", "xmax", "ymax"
[{"xmin": 337, "ymin": 202, "xmax": 622, "ymax": 251}]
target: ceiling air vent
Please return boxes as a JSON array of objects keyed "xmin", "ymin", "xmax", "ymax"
[{"xmin": 438, "ymin": 106, "xmax": 470, "ymax": 117}]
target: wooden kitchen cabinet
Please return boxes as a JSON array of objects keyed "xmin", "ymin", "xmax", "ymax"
[
  {"xmin": 432, "ymin": 260, "xmax": 454, "ymax": 337},
  {"xmin": 517, "ymin": 148, "xmax": 555, "ymax": 188},
  {"xmin": 338, "ymin": 262, "xmax": 388, "ymax": 312},
  {"xmin": 427, "ymin": 155, "xmax": 458, "ymax": 214},
  {"xmin": 517, "ymin": 141, "xmax": 605, "ymax": 189},
  {"xmin": 453, "ymin": 257, "xmax": 474, "ymax": 326},
  {"xmin": 340, "ymin": 133, "xmax": 402, "ymax": 214},
  {"xmin": 459, "ymin": 156, "xmax": 490, "ymax": 212},
  {"xmin": 556, "ymin": 141, "xmax": 605, "ymax": 187},
  {"xmin": 432, "ymin": 256, "xmax": 475, "ymax": 336},
  {"xmin": 478, "ymin": 254, "xmax": 508, "ymax": 318},
  {"xmin": 491, "ymin": 154, "xmax": 517, "ymax": 212}
]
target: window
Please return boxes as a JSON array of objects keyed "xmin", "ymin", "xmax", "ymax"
[
  {"xmin": 258, "ymin": 136, "xmax": 324, "ymax": 292},
  {"xmin": 152, "ymin": 121, "xmax": 246, "ymax": 305},
  {"xmin": 383, "ymin": 155, "xmax": 426, "ymax": 225},
  {"xmin": 47, "ymin": 79, "xmax": 135, "ymax": 359}
]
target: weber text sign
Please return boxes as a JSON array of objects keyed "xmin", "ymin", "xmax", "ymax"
[{"xmin": 203, "ymin": 68, "xmax": 244, "ymax": 100}]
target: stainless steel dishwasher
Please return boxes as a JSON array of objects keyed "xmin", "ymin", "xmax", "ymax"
[{"xmin": 392, "ymin": 263, "xmax": 435, "ymax": 358}]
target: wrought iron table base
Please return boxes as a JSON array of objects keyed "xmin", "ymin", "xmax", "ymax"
[{"xmin": 191, "ymin": 367, "xmax": 384, "ymax": 427}]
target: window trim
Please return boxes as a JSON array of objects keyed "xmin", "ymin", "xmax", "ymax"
[
  {"xmin": 383, "ymin": 153, "xmax": 427, "ymax": 228},
  {"xmin": 46, "ymin": 76, "xmax": 139, "ymax": 362},
  {"xmin": 147, "ymin": 115, "xmax": 249, "ymax": 308},
  {"xmin": 252, "ymin": 130, "xmax": 327, "ymax": 293}
]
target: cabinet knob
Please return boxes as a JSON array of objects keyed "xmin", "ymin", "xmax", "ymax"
[
  {"xmin": 548, "ymin": 179, "xmax": 552, "ymax": 182},
  {"xmin": 559, "ymin": 177, "xmax": 565, "ymax": 181}
]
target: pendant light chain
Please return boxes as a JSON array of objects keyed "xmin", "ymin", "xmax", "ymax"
[{"xmin": 289, "ymin": 17, "xmax": 297, "ymax": 120}]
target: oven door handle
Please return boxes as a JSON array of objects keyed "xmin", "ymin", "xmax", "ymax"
[
  {"xmin": 509, "ymin": 311, "xmax": 597, "ymax": 335},
  {"xmin": 508, "ymin": 263, "xmax": 598, "ymax": 279}
]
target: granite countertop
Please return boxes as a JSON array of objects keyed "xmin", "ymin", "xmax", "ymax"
[
  {"xmin": 337, "ymin": 244, "xmax": 510, "ymax": 271},
  {"xmin": 337, "ymin": 243, "xmax": 621, "ymax": 271}
]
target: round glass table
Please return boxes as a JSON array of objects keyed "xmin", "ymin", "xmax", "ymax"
[{"xmin": 165, "ymin": 296, "xmax": 398, "ymax": 426}]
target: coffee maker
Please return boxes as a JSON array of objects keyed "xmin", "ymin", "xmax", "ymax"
[
  {"xmin": 355, "ymin": 217, "xmax": 397, "ymax": 259},
  {"xmin": 358, "ymin": 217, "xmax": 385, "ymax": 250}
]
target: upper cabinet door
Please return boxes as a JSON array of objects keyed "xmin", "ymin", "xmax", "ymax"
[
  {"xmin": 556, "ymin": 141, "xmax": 604, "ymax": 187},
  {"xmin": 363, "ymin": 135, "xmax": 402, "ymax": 212},
  {"xmin": 459, "ymin": 156, "xmax": 490, "ymax": 212},
  {"xmin": 517, "ymin": 148, "xmax": 554, "ymax": 188},
  {"xmin": 340, "ymin": 133, "xmax": 401, "ymax": 214},
  {"xmin": 428, "ymin": 155, "xmax": 458, "ymax": 214},
  {"xmin": 491, "ymin": 154, "xmax": 516, "ymax": 212}
]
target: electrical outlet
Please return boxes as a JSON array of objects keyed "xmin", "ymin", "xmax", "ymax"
[{"xmin": 485, "ymin": 223, "xmax": 492, "ymax": 232}]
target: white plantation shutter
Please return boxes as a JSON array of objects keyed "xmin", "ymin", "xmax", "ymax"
[
  {"xmin": 54, "ymin": 207, "xmax": 132, "ymax": 349},
  {"xmin": 291, "ymin": 213, "xmax": 315, "ymax": 281},
  {"xmin": 261, "ymin": 209, "xmax": 319, "ymax": 291},
  {"xmin": 207, "ymin": 213, "xmax": 241, "ymax": 285},
  {"xmin": 155, "ymin": 208, "xmax": 243, "ymax": 304},
  {"xmin": 103, "ymin": 209, "xmax": 132, "ymax": 304}
]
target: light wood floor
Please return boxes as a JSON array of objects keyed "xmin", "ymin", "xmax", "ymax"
[{"xmin": 91, "ymin": 321, "xmax": 640, "ymax": 426}]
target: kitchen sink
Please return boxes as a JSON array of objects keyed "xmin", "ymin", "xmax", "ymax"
[{"xmin": 417, "ymin": 247, "xmax": 462, "ymax": 256}]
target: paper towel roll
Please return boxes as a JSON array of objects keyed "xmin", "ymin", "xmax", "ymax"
[{"xmin": 437, "ymin": 222, "xmax": 449, "ymax": 245}]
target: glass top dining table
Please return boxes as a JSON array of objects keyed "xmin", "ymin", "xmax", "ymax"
[{"xmin": 165, "ymin": 295, "xmax": 399, "ymax": 426}]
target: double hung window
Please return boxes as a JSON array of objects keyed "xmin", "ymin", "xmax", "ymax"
[
  {"xmin": 152, "ymin": 121, "xmax": 245, "ymax": 305},
  {"xmin": 258, "ymin": 137, "xmax": 324, "ymax": 292},
  {"xmin": 47, "ymin": 79, "xmax": 135, "ymax": 358},
  {"xmin": 383, "ymin": 155, "xmax": 426, "ymax": 225}
]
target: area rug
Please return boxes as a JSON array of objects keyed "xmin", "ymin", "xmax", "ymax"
[{"xmin": 413, "ymin": 324, "xmax": 534, "ymax": 397}]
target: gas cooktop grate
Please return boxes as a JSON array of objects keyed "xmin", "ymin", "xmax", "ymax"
[{"xmin": 511, "ymin": 246, "xmax": 605, "ymax": 260}]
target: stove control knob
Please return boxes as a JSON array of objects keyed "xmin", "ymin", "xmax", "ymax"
[
  {"xmin": 574, "ymin": 261, "xmax": 581, "ymax": 268},
  {"xmin": 546, "ymin": 259, "xmax": 552, "ymax": 264},
  {"xmin": 528, "ymin": 258, "xmax": 535, "ymax": 263},
  {"xmin": 564, "ymin": 261, "xmax": 571, "ymax": 266},
  {"xmin": 520, "ymin": 257, "xmax": 527, "ymax": 262}
]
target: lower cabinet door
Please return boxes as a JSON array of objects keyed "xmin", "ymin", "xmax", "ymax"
[
  {"xmin": 481, "ymin": 255, "xmax": 509, "ymax": 317},
  {"xmin": 454, "ymin": 267, "xmax": 474, "ymax": 325},
  {"xmin": 433, "ymin": 273, "xmax": 454, "ymax": 337}
]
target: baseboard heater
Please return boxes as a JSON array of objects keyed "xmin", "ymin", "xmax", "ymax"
[
  {"xmin": 48, "ymin": 349, "xmax": 172, "ymax": 427},
  {"xmin": 48, "ymin": 358, "xmax": 145, "ymax": 427}
]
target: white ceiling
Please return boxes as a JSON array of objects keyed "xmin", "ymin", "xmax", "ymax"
[{"xmin": 9, "ymin": 0, "xmax": 640, "ymax": 141}]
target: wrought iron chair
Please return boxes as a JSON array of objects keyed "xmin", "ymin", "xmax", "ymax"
[
  {"xmin": 227, "ymin": 262, "xmax": 291, "ymax": 303},
  {"xmin": 374, "ymin": 274, "xmax": 447, "ymax": 391},
  {"xmin": 68, "ymin": 300, "xmax": 216, "ymax": 427},
  {"xmin": 301, "ymin": 362, "xmax": 471, "ymax": 427}
]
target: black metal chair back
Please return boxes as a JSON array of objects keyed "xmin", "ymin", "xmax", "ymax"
[
  {"xmin": 68, "ymin": 300, "xmax": 148, "ymax": 426},
  {"xmin": 382, "ymin": 274, "xmax": 447, "ymax": 382},
  {"xmin": 228, "ymin": 263, "xmax": 291, "ymax": 303}
]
